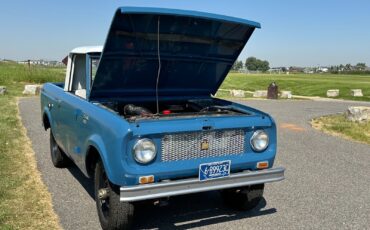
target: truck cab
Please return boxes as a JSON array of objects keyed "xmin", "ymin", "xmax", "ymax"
[{"xmin": 64, "ymin": 46, "xmax": 102, "ymax": 100}]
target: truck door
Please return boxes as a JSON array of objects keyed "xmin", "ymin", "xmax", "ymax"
[
  {"xmin": 58, "ymin": 54, "xmax": 88, "ymax": 163},
  {"xmin": 62, "ymin": 54, "xmax": 100, "ymax": 167},
  {"xmin": 70, "ymin": 54, "xmax": 100, "ymax": 167}
]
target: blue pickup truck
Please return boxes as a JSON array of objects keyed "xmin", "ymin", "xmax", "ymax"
[{"xmin": 41, "ymin": 7, "xmax": 285, "ymax": 230}]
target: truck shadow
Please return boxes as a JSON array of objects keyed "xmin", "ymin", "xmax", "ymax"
[
  {"xmin": 67, "ymin": 164, "xmax": 276, "ymax": 229},
  {"xmin": 66, "ymin": 164, "xmax": 95, "ymax": 198},
  {"xmin": 133, "ymin": 195, "xmax": 275, "ymax": 229}
]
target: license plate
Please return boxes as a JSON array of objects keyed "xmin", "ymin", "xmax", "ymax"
[{"xmin": 199, "ymin": 160, "xmax": 231, "ymax": 181}]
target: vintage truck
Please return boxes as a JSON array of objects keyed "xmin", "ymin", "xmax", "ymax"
[{"xmin": 41, "ymin": 7, "xmax": 285, "ymax": 230}]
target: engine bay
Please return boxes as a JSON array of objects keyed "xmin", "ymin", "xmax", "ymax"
[{"xmin": 99, "ymin": 99, "xmax": 249, "ymax": 122}]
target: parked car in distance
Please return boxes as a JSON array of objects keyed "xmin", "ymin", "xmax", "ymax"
[{"xmin": 40, "ymin": 7, "xmax": 285, "ymax": 230}]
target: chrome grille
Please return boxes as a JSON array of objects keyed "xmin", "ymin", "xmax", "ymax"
[{"xmin": 161, "ymin": 129, "xmax": 245, "ymax": 162}]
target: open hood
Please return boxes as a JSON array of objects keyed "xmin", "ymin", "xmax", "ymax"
[{"xmin": 90, "ymin": 7, "xmax": 260, "ymax": 101}]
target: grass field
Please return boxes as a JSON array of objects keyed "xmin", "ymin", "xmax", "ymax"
[
  {"xmin": 312, "ymin": 114, "xmax": 370, "ymax": 145},
  {"xmin": 0, "ymin": 62, "xmax": 63, "ymax": 229},
  {"xmin": 219, "ymin": 73, "xmax": 370, "ymax": 101},
  {"xmin": 0, "ymin": 62, "xmax": 370, "ymax": 228}
]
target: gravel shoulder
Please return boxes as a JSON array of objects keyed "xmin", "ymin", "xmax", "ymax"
[{"xmin": 19, "ymin": 97, "xmax": 370, "ymax": 230}]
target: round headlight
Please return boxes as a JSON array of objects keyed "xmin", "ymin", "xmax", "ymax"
[
  {"xmin": 133, "ymin": 138, "xmax": 157, "ymax": 164},
  {"xmin": 250, "ymin": 130, "xmax": 269, "ymax": 152}
]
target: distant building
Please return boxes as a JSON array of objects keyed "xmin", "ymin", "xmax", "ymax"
[
  {"xmin": 303, "ymin": 68, "xmax": 314, "ymax": 74},
  {"xmin": 268, "ymin": 67, "xmax": 283, "ymax": 74},
  {"xmin": 317, "ymin": 67, "xmax": 329, "ymax": 73},
  {"xmin": 1, "ymin": 59, "xmax": 13, "ymax": 63},
  {"xmin": 289, "ymin": 66, "xmax": 304, "ymax": 73},
  {"xmin": 17, "ymin": 59, "xmax": 63, "ymax": 66},
  {"xmin": 18, "ymin": 60, "xmax": 29, "ymax": 64}
]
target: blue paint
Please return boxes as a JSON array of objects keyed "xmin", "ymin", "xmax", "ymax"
[
  {"xmin": 90, "ymin": 7, "xmax": 260, "ymax": 101},
  {"xmin": 119, "ymin": 7, "xmax": 261, "ymax": 28},
  {"xmin": 73, "ymin": 146, "xmax": 81, "ymax": 154},
  {"xmin": 41, "ymin": 83, "xmax": 277, "ymax": 186},
  {"xmin": 40, "ymin": 8, "xmax": 278, "ymax": 188}
]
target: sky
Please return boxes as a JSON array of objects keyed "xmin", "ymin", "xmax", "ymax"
[{"xmin": 0, "ymin": 0, "xmax": 369, "ymax": 67}]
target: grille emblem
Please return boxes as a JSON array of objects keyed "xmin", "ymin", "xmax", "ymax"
[{"xmin": 200, "ymin": 139, "xmax": 209, "ymax": 151}]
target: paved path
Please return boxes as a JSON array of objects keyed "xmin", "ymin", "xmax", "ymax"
[{"xmin": 19, "ymin": 98, "xmax": 370, "ymax": 230}]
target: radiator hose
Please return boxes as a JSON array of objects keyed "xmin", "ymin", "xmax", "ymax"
[{"xmin": 124, "ymin": 104, "xmax": 152, "ymax": 116}]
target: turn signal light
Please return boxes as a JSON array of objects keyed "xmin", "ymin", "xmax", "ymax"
[
  {"xmin": 139, "ymin": 175, "xmax": 154, "ymax": 184},
  {"xmin": 257, "ymin": 161, "xmax": 269, "ymax": 169}
]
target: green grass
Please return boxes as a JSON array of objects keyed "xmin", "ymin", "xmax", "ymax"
[
  {"xmin": 0, "ymin": 62, "xmax": 65, "ymax": 85},
  {"xmin": 312, "ymin": 114, "xmax": 370, "ymax": 145},
  {"xmin": 0, "ymin": 63, "xmax": 369, "ymax": 228},
  {"xmin": 0, "ymin": 62, "xmax": 61, "ymax": 229},
  {"xmin": 220, "ymin": 73, "xmax": 370, "ymax": 101}
]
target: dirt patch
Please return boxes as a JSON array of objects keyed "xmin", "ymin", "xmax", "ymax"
[{"xmin": 280, "ymin": 123, "xmax": 305, "ymax": 132}]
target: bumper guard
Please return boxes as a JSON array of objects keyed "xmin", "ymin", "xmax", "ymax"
[{"xmin": 120, "ymin": 167, "xmax": 285, "ymax": 202}]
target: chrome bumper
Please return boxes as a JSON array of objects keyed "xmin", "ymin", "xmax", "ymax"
[{"xmin": 120, "ymin": 167, "xmax": 285, "ymax": 202}]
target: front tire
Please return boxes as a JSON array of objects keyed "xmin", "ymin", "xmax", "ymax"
[
  {"xmin": 94, "ymin": 160, "xmax": 134, "ymax": 230},
  {"xmin": 49, "ymin": 131, "xmax": 70, "ymax": 168},
  {"xmin": 221, "ymin": 184, "xmax": 264, "ymax": 211}
]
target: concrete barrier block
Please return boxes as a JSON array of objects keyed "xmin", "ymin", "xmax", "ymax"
[
  {"xmin": 326, "ymin": 89, "xmax": 339, "ymax": 97},
  {"xmin": 230, "ymin": 90, "xmax": 245, "ymax": 98},
  {"xmin": 346, "ymin": 106, "xmax": 370, "ymax": 122},
  {"xmin": 280, "ymin": 91, "xmax": 292, "ymax": 99},
  {"xmin": 253, "ymin": 90, "xmax": 268, "ymax": 98},
  {"xmin": 351, "ymin": 89, "xmax": 363, "ymax": 97},
  {"xmin": 0, "ymin": 86, "xmax": 7, "ymax": 95},
  {"xmin": 23, "ymin": 84, "xmax": 41, "ymax": 95}
]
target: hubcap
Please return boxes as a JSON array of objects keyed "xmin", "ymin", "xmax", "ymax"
[{"xmin": 98, "ymin": 188, "xmax": 109, "ymax": 200}]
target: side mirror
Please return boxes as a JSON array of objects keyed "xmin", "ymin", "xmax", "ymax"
[{"xmin": 62, "ymin": 56, "xmax": 68, "ymax": 65}]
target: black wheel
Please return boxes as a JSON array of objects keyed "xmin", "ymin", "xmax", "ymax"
[
  {"xmin": 94, "ymin": 160, "xmax": 134, "ymax": 230},
  {"xmin": 221, "ymin": 184, "xmax": 264, "ymax": 211},
  {"xmin": 49, "ymin": 131, "xmax": 70, "ymax": 168}
]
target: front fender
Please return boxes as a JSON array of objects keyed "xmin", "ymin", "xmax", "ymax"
[{"xmin": 84, "ymin": 134, "xmax": 114, "ymax": 182}]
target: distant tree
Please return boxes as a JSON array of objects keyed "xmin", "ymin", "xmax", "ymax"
[
  {"xmin": 245, "ymin": 57, "xmax": 258, "ymax": 71},
  {"xmin": 245, "ymin": 57, "xmax": 270, "ymax": 72},
  {"xmin": 345, "ymin": 64, "xmax": 352, "ymax": 71},
  {"xmin": 260, "ymin": 60, "xmax": 270, "ymax": 72},
  {"xmin": 339, "ymin": 64, "xmax": 344, "ymax": 71},
  {"xmin": 231, "ymin": 60, "xmax": 243, "ymax": 71},
  {"xmin": 355, "ymin": 62, "xmax": 367, "ymax": 71}
]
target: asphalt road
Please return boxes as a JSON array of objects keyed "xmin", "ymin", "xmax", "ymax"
[{"xmin": 19, "ymin": 97, "xmax": 370, "ymax": 230}]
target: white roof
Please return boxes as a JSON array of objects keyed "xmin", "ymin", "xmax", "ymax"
[{"xmin": 70, "ymin": 46, "xmax": 103, "ymax": 54}]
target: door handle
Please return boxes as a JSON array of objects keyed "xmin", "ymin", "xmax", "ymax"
[
  {"xmin": 75, "ymin": 109, "xmax": 89, "ymax": 124},
  {"xmin": 82, "ymin": 114, "xmax": 89, "ymax": 123}
]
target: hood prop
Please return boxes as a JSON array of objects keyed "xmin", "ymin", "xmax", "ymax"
[{"xmin": 155, "ymin": 16, "xmax": 161, "ymax": 115}]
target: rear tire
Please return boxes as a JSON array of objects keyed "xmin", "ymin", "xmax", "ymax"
[
  {"xmin": 94, "ymin": 160, "xmax": 134, "ymax": 230},
  {"xmin": 221, "ymin": 184, "xmax": 264, "ymax": 211},
  {"xmin": 49, "ymin": 131, "xmax": 71, "ymax": 168}
]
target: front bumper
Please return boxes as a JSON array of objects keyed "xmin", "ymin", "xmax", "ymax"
[{"xmin": 120, "ymin": 167, "xmax": 285, "ymax": 202}]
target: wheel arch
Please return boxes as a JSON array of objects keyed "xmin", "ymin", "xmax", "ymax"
[
  {"xmin": 84, "ymin": 136, "xmax": 112, "ymax": 181},
  {"xmin": 42, "ymin": 110, "xmax": 51, "ymax": 130},
  {"xmin": 85, "ymin": 145, "xmax": 101, "ymax": 178}
]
